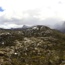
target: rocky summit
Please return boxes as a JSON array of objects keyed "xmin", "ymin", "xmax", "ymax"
[{"xmin": 0, "ymin": 25, "xmax": 65, "ymax": 65}]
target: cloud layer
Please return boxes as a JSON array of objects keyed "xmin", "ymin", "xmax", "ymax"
[{"xmin": 0, "ymin": 0, "xmax": 65, "ymax": 28}]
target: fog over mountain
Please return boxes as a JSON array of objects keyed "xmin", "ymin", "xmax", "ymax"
[{"xmin": 54, "ymin": 22, "xmax": 65, "ymax": 32}]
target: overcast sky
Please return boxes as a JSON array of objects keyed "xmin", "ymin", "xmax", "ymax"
[{"xmin": 0, "ymin": 0, "xmax": 65, "ymax": 28}]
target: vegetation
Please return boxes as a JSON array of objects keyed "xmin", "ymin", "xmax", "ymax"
[{"xmin": 0, "ymin": 25, "xmax": 65, "ymax": 65}]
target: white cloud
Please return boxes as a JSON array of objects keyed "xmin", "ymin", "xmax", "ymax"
[
  {"xmin": 0, "ymin": 0, "xmax": 65, "ymax": 20},
  {"xmin": 0, "ymin": 23, "xmax": 23, "ymax": 29},
  {"xmin": 0, "ymin": 0, "xmax": 65, "ymax": 28}
]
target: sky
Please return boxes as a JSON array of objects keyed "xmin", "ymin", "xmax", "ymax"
[
  {"xmin": 0, "ymin": 0, "xmax": 65, "ymax": 28},
  {"xmin": 0, "ymin": 7, "xmax": 4, "ymax": 12}
]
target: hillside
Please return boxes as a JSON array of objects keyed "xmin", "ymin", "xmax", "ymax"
[{"xmin": 0, "ymin": 25, "xmax": 65, "ymax": 65}]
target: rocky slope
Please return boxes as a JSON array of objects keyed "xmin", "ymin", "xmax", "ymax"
[{"xmin": 0, "ymin": 25, "xmax": 65, "ymax": 65}]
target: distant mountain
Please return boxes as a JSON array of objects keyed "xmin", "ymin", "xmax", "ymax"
[
  {"xmin": 22, "ymin": 25, "xmax": 30, "ymax": 29},
  {"xmin": 10, "ymin": 25, "xmax": 30, "ymax": 30}
]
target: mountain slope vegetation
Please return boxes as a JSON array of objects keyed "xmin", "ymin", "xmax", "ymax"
[{"xmin": 0, "ymin": 25, "xmax": 65, "ymax": 65}]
